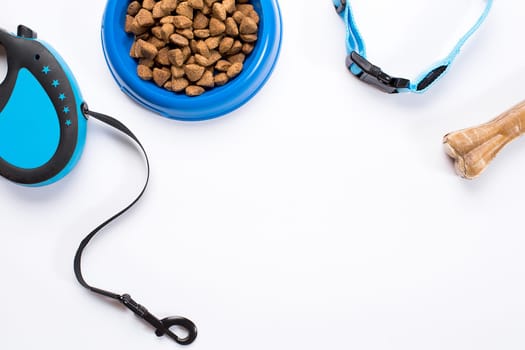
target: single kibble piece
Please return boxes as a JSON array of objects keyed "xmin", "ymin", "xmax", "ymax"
[
  {"xmin": 194, "ymin": 29, "xmax": 211, "ymax": 39},
  {"xmin": 197, "ymin": 70, "xmax": 215, "ymax": 88},
  {"xmin": 160, "ymin": 16, "xmax": 175, "ymax": 24},
  {"xmin": 214, "ymin": 72, "xmax": 229, "ymax": 86},
  {"xmin": 207, "ymin": 50, "xmax": 222, "ymax": 65},
  {"xmin": 186, "ymin": 55, "xmax": 196, "ymax": 65},
  {"xmin": 226, "ymin": 62, "xmax": 243, "ymax": 78},
  {"xmin": 153, "ymin": 67, "xmax": 172, "ymax": 86},
  {"xmin": 189, "ymin": 39, "xmax": 198, "ymax": 53},
  {"xmin": 194, "ymin": 54, "xmax": 209, "ymax": 66},
  {"xmin": 137, "ymin": 64, "xmax": 153, "ymax": 80},
  {"xmin": 156, "ymin": 47, "xmax": 171, "ymax": 65},
  {"xmin": 239, "ymin": 17, "xmax": 257, "ymax": 34},
  {"xmin": 151, "ymin": 26, "xmax": 163, "ymax": 39},
  {"xmin": 136, "ymin": 39, "xmax": 158, "ymax": 59},
  {"xmin": 172, "ymin": 77, "xmax": 190, "ymax": 92},
  {"xmin": 152, "ymin": 2, "xmax": 169, "ymax": 19},
  {"xmin": 176, "ymin": 2, "xmax": 194, "ymax": 19},
  {"xmin": 193, "ymin": 12, "xmax": 209, "ymax": 29},
  {"xmin": 242, "ymin": 43, "xmax": 254, "ymax": 55},
  {"xmin": 171, "ymin": 65, "xmax": 186, "ymax": 78},
  {"xmin": 196, "ymin": 40, "xmax": 211, "ymax": 57},
  {"xmin": 181, "ymin": 46, "xmax": 192, "ymax": 60},
  {"xmin": 212, "ymin": 3, "xmax": 227, "ymax": 21},
  {"xmin": 135, "ymin": 9, "xmax": 155, "ymax": 27},
  {"xmin": 170, "ymin": 33, "xmax": 190, "ymax": 47},
  {"xmin": 228, "ymin": 52, "xmax": 245, "ymax": 64},
  {"xmin": 168, "ymin": 48, "xmax": 185, "ymax": 66},
  {"xmin": 127, "ymin": 1, "xmax": 141, "ymax": 16},
  {"xmin": 227, "ymin": 40, "xmax": 243, "ymax": 55},
  {"xmin": 173, "ymin": 15, "xmax": 193, "ymax": 29},
  {"xmin": 205, "ymin": 36, "xmax": 221, "ymax": 50},
  {"xmin": 209, "ymin": 17, "xmax": 226, "ymax": 36},
  {"xmin": 186, "ymin": 85, "xmax": 206, "ymax": 96},
  {"xmin": 177, "ymin": 29, "xmax": 194, "ymax": 40},
  {"xmin": 219, "ymin": 36, "xmax": 234, "ymax": 54},
  {"xmin": 160, "ymin": 23, "xmax": 175, "ymax": 41},
  {"xmin": 225, "ymin": 17, "xmax": 239, "ymax": 36},
  {"xmin": 184, "ymin": 64, "xmax": 206, "ymax": 82},
  {"xmin": 240, "ymin": 33, "xmax": 257, "ymax": 43},
  {"xmin": 128, "ymin": 18, "xmax": 148, "ymax": 35},
  {"xmin": 232, "ymin": 11, "xmax": 245, "ymax": 24},
  {"xmin": 215, "ymin": 59, "xmax": 231, "ymax": 72},
  {"xmin": 129, "ymin": 41, "xmax": 139, "ymax": 58}
]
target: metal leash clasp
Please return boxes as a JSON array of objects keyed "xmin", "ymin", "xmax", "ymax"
[{"xmin": 120, "ymin": 294, "xmax": 198, "ymax": 345}]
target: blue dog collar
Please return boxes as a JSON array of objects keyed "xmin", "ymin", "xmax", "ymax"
[{"xmin": 333, "ymin": 0, "xmax": 493, "ymax": 93}]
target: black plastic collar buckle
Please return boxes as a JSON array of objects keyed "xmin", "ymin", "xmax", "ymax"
[{"xmin": 346, "ymin": 51, "xmax": 410, "ymax": 94}]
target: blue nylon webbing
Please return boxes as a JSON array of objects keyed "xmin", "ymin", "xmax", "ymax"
[{"xmin": 333, "ymin": 0, "xmax": 493, "ymax": 93}]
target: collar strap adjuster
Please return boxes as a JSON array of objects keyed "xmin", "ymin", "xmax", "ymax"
[{"xmin": 346, "ymin": 51, "xmax": 410, "ymax": 94}]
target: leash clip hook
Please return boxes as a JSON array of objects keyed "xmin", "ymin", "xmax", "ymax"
[{"xmin": 120, "ymin": 294, "xmax": 198, "ymax": 345}]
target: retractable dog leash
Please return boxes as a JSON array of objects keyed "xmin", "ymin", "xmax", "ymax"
[
  {"xmin": 0, "ymin": 25, "xmax": 197, "ymax": 345},
  {"xmin": 333, "ymin": 0, "xmax": 493, "ymax": 93}
]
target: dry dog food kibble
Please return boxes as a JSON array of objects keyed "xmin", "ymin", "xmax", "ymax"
[{"xmin": 125, "ymin": 0, "xmax": 260, "ymax": 97}]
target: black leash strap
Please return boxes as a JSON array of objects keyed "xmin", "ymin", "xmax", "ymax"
[{"xmin": 74, "ymin": 104, "xmax": 197, "ymax": 346}]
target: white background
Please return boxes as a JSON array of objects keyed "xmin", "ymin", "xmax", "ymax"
[{"xmin": 1, "ymin": 1, "xmax": 524, "ymax": 349}]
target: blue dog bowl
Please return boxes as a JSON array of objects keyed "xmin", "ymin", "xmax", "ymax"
[{"xmin": 102, "ymin": 0, "xmax": 282, "ymax": 121}]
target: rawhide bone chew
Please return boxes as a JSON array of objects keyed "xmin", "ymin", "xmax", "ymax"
[{"xmin": 443, "ymin": 100, "xmax": 525, "ymax": 179}]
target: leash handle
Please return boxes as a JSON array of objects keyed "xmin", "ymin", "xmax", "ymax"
[
  {"xmin": 334, "ymin": 0, "xmax": 494, "ymax": 93},
  {"xmin": 0, "ymin": 25, "xmax": 87, "ymax": 185},
  {"xmin": 74, "ymin": 104, "xmax": 197, "ymax": 346}
]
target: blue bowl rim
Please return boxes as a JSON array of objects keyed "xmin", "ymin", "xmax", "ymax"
[{"xmin": 101, "ymin": 0, "xmax": 283, "ymax": 121}]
